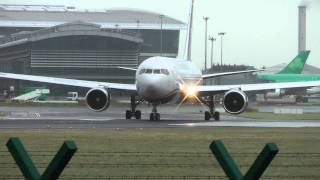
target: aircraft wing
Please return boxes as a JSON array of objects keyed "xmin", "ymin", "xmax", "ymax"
[
  {"xmin": 202, "ymin": 69, "xmax": 264, "ymax": 79},
  {"xmin": 0, "ymin": 72, "xmax": 137, "ymax": 93},
  {"xmin": 196, "ymin": 80, "xmax": 320, "ymax": 95},
  {"xmin": 118, "ymin": 66, "xmax": 137, "ymax": 71}
]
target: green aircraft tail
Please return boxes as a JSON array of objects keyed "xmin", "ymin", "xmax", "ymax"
[{"xmin": 277, "ymin": 50, "xmax": 310, "ymax": 74}]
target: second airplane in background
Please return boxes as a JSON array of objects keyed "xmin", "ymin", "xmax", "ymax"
[{"xmin": 257, "ymin": 50, "xmax": 320, "ymax": 97}]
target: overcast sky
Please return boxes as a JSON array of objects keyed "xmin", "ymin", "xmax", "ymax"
[{"xmin": 3, "ymin": 0, "xmax": 320, "ymax": 69}]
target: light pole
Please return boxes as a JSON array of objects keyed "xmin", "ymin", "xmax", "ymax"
[
  {"xmin": 203, "ymin": 17, "xmax": 209, "ymax": 72},
  {"xmin": 186, "ymin": 0, "xmax": 194, "ymax": 61},
  {"xmin": 136, "ymin": 20, "xmax": 141, "ymax": 65},
  {"xmin": 159, "ymin": 14, "xmax": 165, "ymax": 56},
  {"xmin": 136, "ymin": 20, "xmax": 140, "ymax": 36},
  {"xmin": 218, "ymin": 32, "xmax": 226, "ymax": 72},
  {"xmin": 115, "ymin": 24, "xmax": 119, "ymax": 31},
  {"xmin": 208, "ymin": 36, "xmax": 216, "ymax": 70}
]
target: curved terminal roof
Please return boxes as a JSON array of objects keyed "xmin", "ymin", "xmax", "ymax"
[
  {"xmin": 0, "ymin": 22, "xmax": 143, "ymax": 49},
  {"xmin": 0, "ymin": 4, "xmax": 186, "ymax": 30}
]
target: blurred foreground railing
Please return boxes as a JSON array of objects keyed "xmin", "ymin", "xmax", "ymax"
[
  {"xmin": 6, "ymin": 138, "xmax": 77, "ymax": 180},
  {"xmin": 3, "ymin": 137, "xmax": 313, "ymax": 180}
]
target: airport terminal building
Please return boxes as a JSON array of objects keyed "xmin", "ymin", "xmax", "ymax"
[{"xmin": 0, "ymin": 4, "xmax": 185, "ymax": 95}]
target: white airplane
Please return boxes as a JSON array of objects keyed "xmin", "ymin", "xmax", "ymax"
[{"xmin": 1, "ymin": 57, "xmax": 320, "ymax": 121}]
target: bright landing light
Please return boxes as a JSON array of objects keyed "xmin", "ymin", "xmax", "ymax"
[
  {"xmin": 179, "ymin": 83, "xmax": 200, "ymax": 99},
  {"xmin": 175, "ymin": 82, "xmax": 206, "ymax": 112},
  {"xmin": 184, "ymin": 85, "xmax": 197, "ymax": 98}
]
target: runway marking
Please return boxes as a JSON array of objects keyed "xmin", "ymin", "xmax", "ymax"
[
  {"xmin": 169, "ymin": 121, "xmax": 320, "ymax": 128},
  {"xmin": 29, "ymin": 112, "xmax": 40, "ymax": 119}
]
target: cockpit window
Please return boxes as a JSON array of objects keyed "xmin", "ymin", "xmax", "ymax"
[
  {"xmin": 145, "ymin": 69, "xmax": 152, "ymax": 74},
  {"xmin": 160, "ymin": 69, "xmax": 169, "ymax": 75},
  {"xmin": 139, "ymin": 68, "xmax": 169, "ymax": 75},
  {"xmin": 153, "ymin": 69, "xmax": 161, "ymax": 74}
]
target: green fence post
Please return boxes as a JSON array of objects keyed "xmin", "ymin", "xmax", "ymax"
[
  {"xmin": 243, "ymin": 143, "xmax": 279, "ymax": 180},
  {"xmin": 209, "ymin": 140, "xmax": 243, "ymax": 180},
  {"xmin": 6, "ymin": 137, "xmax": 40, "ymax": 180},
  {"xmin": 7, "ymin": 138, "xmax": 77, "ymax": 180},
  {"xmin": 40, "ymin": 140, "xmax": 77, "ymax": 180},
  {"xmin": 210, "ymin": 140, "xmax": 279, "ymax": 180}
]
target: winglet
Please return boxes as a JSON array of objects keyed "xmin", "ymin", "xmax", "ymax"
[{"xmin": 277, "ymin": 50, "xmax": 310, "ymax": 74}]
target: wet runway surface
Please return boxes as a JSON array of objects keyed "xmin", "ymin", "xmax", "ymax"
[{"xmin": 0, "ymin": 105, "xmax": 320, "ymax": 129}]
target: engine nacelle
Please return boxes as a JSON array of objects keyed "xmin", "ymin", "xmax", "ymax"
[
  {"xmin": 223, "ymin": 89, "xmax": 248, "ymax": 114},
  {"xmin": 266, "ymin": 88, "xmax": 286, "ymax": 98},
  {"xmin": 85, "ymin": 88, "xmax": 111, "ymax": 112},
  {"xmin": 306, "ymin": 87, "xmax": 320, "ymax": 95}
]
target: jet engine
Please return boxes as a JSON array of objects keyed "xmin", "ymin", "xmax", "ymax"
[
  {"xmin": 85, "ymin": 88, "xmax": 111, "ymax": 112},
  {"xmin": 222, "ymin": 89, "xmax": 248, "ymax": 114}
]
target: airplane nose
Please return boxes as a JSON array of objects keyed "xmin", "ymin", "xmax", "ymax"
[
  {"xmin": 138, "ymin": 75, "xmax": 176, "ymax": 101},
  {"xmin": 143, "ymin": 77, "xmax": 166, "ymax": 96}
]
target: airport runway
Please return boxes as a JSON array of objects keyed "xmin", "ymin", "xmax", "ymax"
[{"xmin": 0, "ymin": 105, "xmax": 320, "ymax": 129}]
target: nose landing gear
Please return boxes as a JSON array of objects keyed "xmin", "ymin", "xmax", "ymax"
[
  {"xmin": 203, "ymin": 95, "xmax": 220, "ymax": 121},
  {"xmin": 125, "ymin": 95, "xmax": 142, "ymax": 120},
  {"xmin": 150, "ymin": 112, "xmax": 160, "ymax": 121},
  {"xmin": 150, "ymin": 103, "xmax": 160, "ymax": 121}
]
